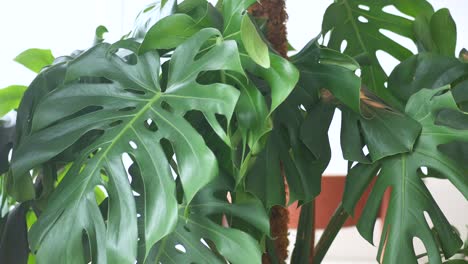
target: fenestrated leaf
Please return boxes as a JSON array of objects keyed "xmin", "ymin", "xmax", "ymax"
[
  {"xmin": 131, "ymin": 0, "xmax": 177, "ymax": 39},
  {"xmin": 322, "ymin": 0, "xmax": 434, "ymax": 106},
  {"xmin": 0, "ymin": 85, "xmax": 27, "ymax": 118},
  {"xmin": 344, "ymin": 87, "xmax": 468, "ymax": 264},
  {"xmin": 146, "ymin": 175, "xmax": 269, "ymax": 264},
  {"xmin": 10, "ymin": 28, "xmax": 245, "ymax": 263},
  {"xmin": 14, "ymin": 48, "xmax": 55, "ymax": 73},
  {"xmin": 388, "ymin": 53, "xmax": 468, "ymax": 107},
  {"xmin": 241, "ymin": 15, "xmax": 270, "ymax": 68},
  {"xmin": 291, "ymin": 39, "xmax": 361, "ymax": 113}
]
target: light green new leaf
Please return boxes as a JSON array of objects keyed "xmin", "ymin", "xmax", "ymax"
[
  {"xmin": 241, "ymin": 15, "xmax": 270, "ymax": 68},
  {"xmin": 344, "ymin": 87, "xmax": 468, "ymax": 264},
  {"xmin": 14, "ymin": 49, "xmax": 55, "ymax": 73},
  {"xmin": 0, "ymin": 85, "xmax": 27, "ymax": 118},
  {"xmin": 322, "ymin": 0, "xmax": 434, "ymax": 106},
  {"xmin": 11, "ymin": 28, "xmax": 244, "ymax": 263}
]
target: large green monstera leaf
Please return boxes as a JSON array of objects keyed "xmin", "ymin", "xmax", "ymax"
[
  {"xmin": 322, "ymin": 0, "xmax": 435, "ymax": 106},
  {"xmin": 10, "ymin": 28, "xmax": 246, "ymax": 263},
  {"xmin": 344, "ymin": 87, "xmax": 468, "ymax": 263},
  {"xmin": 145, "ymin": 174, "xmax": 269, "ymax": 264}
]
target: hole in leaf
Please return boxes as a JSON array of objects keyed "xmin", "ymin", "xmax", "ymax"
[
  {"xmin": 362, "ymin": 145, "xmax": 369, "ymax": 155},
  {"xmin": 299, "ymin": 104, "xmax": 307, "ymax": 112},
  {"xmin": 358, "ymin": 16, "xmax": 369, "ymax": 23},
  {"xmin": 358, "ymin": 4, "xmax": 370, "ymax": 11},
  {"xmin": 200, "ymin": 238, "xmax": 210, "ymax": 249},
  {"xmin": 376, "ymin": 50, "xmax": 400, "ymax": 77},
  {"xmin": 382, "ymin": 5, "xmax": 415, "ymax": 21},
  {"xmin": 322, "ymin": 31, "xmax": 331, "ymax": 46},
  {"xmin": 109, "ymin": 120, "xmax": 123, "ymax": 128},
  {"xmin": 355, "ymin": 69, "xmax": 362, "ymax": 77},
  {"xmin": 129, "ymin": 141, "xmax": 138, "ymax": 150},
  {"xmin": 423, "ymin": 211, "xmax": 434, "ymax": 228},
  {"xmin": 340, "ymin": 40, "xmax": 348, "ymax": 53},
  {"xmin": 379, "ymin": 29, "xmax": 417, "ymax": 54},
  {"xmin": 94, "ymin": 185, "xmax": 108, "ymax": 205},
  {"xmin": 170, "ymin": 154, "xmax": 179, "ymax": 180},
  {"xmin": 161, "ymin": 101, "xmax": 174, "ymax": 113},
  {"xmin": 100, "ymin": 169, "xmax": 109, "ymax": 183},
  {"xmin": 8, "ymin": 148, "xmax": 13, "ymax": 162},
  {"xmin": 420, "ymin": 166, "xmax": 428, "ymax": 176},
  {"xmin": 144, "ymin": 119, "xmax": 159, "ymax": 132},
  {"xmin": 119, "ymin": 106, "xmax": 137, "ymax": 112},
  {"xmin": 196, "ymin": 70, "xmax": 221, "ymax": 85},
  {"xmin": 121, "ymin": 153, "xmax": 133, "ymax": 183},
  {"xmin": 175, "ymin": 244, "xmax": 186, "ymax": 254},
  {"xmin": 124, "ymin": 88, "xmax": 146, "ymax": 95},
  {"xmin": 412, "ymin": 237, "xmax": 426, "ymax": 256}
]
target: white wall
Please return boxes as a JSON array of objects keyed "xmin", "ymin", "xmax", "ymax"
[{"xmin": 0, "ymin": 1, "xmax": 466, "ymax": 262}]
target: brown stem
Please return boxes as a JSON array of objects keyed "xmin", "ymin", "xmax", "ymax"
[{"xmin": 250, "ymin": 1, "xmax": 290, "ymax": 263}]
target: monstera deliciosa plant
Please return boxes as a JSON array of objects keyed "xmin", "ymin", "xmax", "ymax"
[{"xmin": 1, "ymin": 0, "xmax": 468, "ymax": 263}]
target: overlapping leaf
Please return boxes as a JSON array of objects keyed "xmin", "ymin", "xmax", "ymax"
[
  {"xmin": 322, "ymin": 0, "xmax": 434, "ymax": 106},
  {"xmin": 146, "ymin": 175, "xmax": 269, "ymax": 264},
  {"xmin": 10, "ymin": 28, "xmax": 245, "ymax": 263},
  {"xmin": 344, "ymin": 87, "xmax": 468, "ymax": 263}
]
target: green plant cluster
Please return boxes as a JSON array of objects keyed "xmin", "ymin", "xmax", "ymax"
[{"xmin": 0, "ymin": 0, "xmax": 467, "ymax": 263}]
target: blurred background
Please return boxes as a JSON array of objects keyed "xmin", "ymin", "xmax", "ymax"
[{"xmin": 0, "ymin": 1, "xmax": 467, "ymax": 263}]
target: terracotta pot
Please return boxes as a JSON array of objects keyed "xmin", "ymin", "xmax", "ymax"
[{"xmin": 287, "ymin": 175, "xmax": 389, "ymax": 229}]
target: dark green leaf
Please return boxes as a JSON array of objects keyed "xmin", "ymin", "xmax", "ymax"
[
  {"xmin": 345, "ymin": 87, "xmax": 467, "ymax": 263},
  {"xmin": 292, "ymin": 40, "xmax": 361, "ymax": 113},
  {"xmin": 388, "ymin": 53, "xmax": 468, "ymax": 107},
  {"xmin": 322, "ymin": 0, "xmax": 434, "ymax": 106},
  {"xmin": 14, "ymin": 49, "xmax": 55, "ymax": 73},
  {"xmin": 340, "ymin": 103, "xmax": 421, "ymax": 163},
  {"xmin": 147, "ymin": 177, "xmax": 268, "ymax": 264},
  {"xmin": 11, "ymin": 29, "xmax": 244, "ymax": 263},
  {"xmin": 0, "ymin": 204, "xmax": 29, "ymax": 264},
  {"xmin": 429, "ymin": 9, "xmax": 457, "ymax": 57},
  {"xmin": 140, "ymin": 14, "xmax": 203, "ymax": 52}
]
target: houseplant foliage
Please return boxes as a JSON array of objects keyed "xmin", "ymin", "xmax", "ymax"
[{"xmin": 0, "ymin": 0, "xmax": 467, "ymax": 263}]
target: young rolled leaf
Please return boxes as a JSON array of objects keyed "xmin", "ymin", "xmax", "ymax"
[
  {"xmin": 10, "ymin": 28, "xmax": 245, "ymax": 263},
  {"xmin": 344, "ymin": 87, "xmax": 468, "ymax": 263}
]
